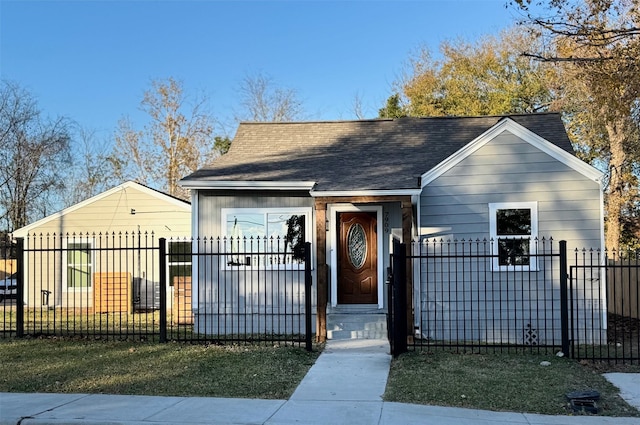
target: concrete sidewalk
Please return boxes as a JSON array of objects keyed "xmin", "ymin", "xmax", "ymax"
[{"xmin": 1, "ymin": 339, "xmax": 639, "ymax": 425}]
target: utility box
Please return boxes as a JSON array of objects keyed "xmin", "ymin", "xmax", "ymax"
[{"xmin": 133, "ymin": 277, "xmax": 160, "ymax": 311}]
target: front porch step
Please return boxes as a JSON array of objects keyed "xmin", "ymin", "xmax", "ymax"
[{"xmin": 326, "ymin": 313, "xmax": 388, "ymax": 340}]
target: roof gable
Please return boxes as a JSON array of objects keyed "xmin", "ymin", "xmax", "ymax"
[
  {"xmin": 421, "ymin": 118, "xmax": 603, "ymax": 187},
  {"xmin": 13, "ymin": 181, "xmax": 191, "ymax": 237}
]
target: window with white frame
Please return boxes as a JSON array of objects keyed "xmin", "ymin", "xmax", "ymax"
[
  {"xmin": 168, "ymin": 240, "xmax": 192, "ymax": 286},
  {"xmin": 489, "ymin": 202, "xmax": 538, "ymax": 270},
  {"xmin": 221, "ymin": 208, "xmax": 311, "ymax": 268},
  {"xmin": 66, "ymin": 241, "xmax": 93, "ymax": 289}
]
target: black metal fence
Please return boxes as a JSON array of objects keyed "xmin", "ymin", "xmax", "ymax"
[
  {"xmin": 1, "ymin": 232, "xmax": 313, "ymax": 350},
  {"xmin": 570, "ymin": 248, "xmax": 639, "ymax": 363},
  {"xmin": 388, "ymin": 238, "xmax": 639, "ymax": 363}
]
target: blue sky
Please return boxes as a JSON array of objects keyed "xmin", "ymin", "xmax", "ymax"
[{"xmin": 1, "ymin": 0, "xmax": 523, "ymax": 140}]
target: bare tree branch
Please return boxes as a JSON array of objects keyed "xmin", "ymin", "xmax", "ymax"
[{"xmin": 0, "ymin": 81, "xmax": 72, "ymax": 230}]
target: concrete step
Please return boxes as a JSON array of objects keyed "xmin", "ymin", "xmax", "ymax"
[
  {"xmin": 326, "ymin": 329, "xmax": 388, "ymax": 340},
  {"xmin": 326, "ymin": 313, "xmax": 388, "ymax": 340}
]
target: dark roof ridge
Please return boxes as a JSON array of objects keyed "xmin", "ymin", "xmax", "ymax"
[{"xmin": 237, "ymin": 112, "xmax": 561, "ymax": 126}]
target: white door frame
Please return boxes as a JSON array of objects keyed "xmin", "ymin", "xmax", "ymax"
[{"xmin": 327, "ymin": 204, "xmax": 384, "ymax": 309}]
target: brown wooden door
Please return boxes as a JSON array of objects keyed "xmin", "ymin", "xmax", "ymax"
[{"xmin": 338, "ymin": 212, "xmax": 377, "ymax": 304}]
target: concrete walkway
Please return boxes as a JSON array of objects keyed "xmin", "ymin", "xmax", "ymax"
[{"xmin": 1, "ymin": 339, "xmax": 639, "ymax": 425}]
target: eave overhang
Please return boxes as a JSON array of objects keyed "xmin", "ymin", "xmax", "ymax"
[
  {"xmin": 310, "ymin": 189, "xmax": 421, "ymax": 197},
  {"xmin": 178, "ymin": 180, "xmax": 317, "ymax": 191}
]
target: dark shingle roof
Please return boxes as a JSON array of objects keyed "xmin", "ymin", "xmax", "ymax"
[{"xmin": 181, "ymin": 113, "xmax": 573, "ymax": 192}]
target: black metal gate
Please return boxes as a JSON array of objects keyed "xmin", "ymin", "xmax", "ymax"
[{"xmin": 569, "ymin": 249, "xmax": 639, "ymax": 364}]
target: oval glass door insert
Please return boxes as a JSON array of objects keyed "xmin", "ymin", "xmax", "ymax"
[{"xmin": 347, "ymin": 223, "xmax": 367, "ymax": 269}]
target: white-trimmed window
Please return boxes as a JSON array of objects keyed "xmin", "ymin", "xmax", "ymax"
[
  {"xmin": 221, "ymin": 207, "xmax": 311, "ymax": 269},
  {"xmin": 489, "ymin": 202, "xmax": 538, "ymax": 270},
  {"xmin": 168, "ymin": 240, "xmax": 192, "ymax": 286},
  {"xmin": 65, "ymin": 240, "xmax": 93, "ymax": 289}
]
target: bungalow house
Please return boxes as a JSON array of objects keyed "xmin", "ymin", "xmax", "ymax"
[
  {"xmin": 179, "ymin": 113, "xmax": 604, "ymax": 343},
  {"xmin": 12, "ymin": 181, "xmax": 191, "ymax": 312}
]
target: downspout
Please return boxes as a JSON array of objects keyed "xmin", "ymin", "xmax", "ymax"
[
  {"xmin": 191, "ymin": 190, "xmax": 199, "ymax": 316},
  {"xmin": 412, "ymin": 193, "xmax": 421, "ymax": 334}
]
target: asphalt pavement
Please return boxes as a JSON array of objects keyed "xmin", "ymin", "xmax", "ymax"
[{"xmin": 1, "ymin": 339, "xmax": 639, "ymax": 425}]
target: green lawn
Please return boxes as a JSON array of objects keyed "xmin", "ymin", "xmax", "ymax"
[
  {"xmin": 2, "ymin": 338, "xmax": 639, "ymax": 418},
  {"xmin": 0, "ymin": 338, "xmax": 320, "ymax": 399},
  {"xmin": 384, "ymin": 349, "xmax": 640, "ymax": 417}
]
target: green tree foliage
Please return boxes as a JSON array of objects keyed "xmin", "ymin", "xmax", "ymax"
[
  {"xmin": 0, "ymin": 81, "xmax": 71, "ymax": 231},
  {"xmin": 213, "ymin": 136, "xmax": 232, "ymax": 155},
  {"xmin": 384, "ymin": 7, "xmax": 639, "ymax": 249},
  {"xmin": 378, "ymin": 93, "xmax": 407, "ymax": 118},
  {"xmin": 383, "ymin": 28, "xmax": 554, "ymax": 118},
  {"xmin": 113, "ymin": 77, "xmax": 219, "ymax": 199},
  {"xmin": 513, "ymin": 0, "xmax": 640, "ymax": 250}
]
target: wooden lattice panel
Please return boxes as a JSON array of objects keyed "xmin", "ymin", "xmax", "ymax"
[
  {"xmin": 173, "ymin": 276, "xmax": 193, "ymax": 325},
  {"xmin": 94, "ymin": 272, "xmax": 131, "ymax": 313}
]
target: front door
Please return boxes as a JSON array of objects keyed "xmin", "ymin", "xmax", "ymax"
[{"xmin": 337, "ymin": 211, "xmax": 377, "ymax": 304}]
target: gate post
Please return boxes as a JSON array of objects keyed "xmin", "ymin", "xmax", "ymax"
[
  {"xmin": 392, "ymin": 239, "xmax": 408, "ymax": 357},
  {"xmin": 304, "ymin": 242, "xmax": 312, "ymax": 352},
  {"xmin": 16, "ymin": 238, "xmax": 24, "ymax": 338},
  {"xmin": 159, "ymin": 238, "xmax": 167, "ymax": 343},
  {"xmin": 559, "ymin": 240, "xmax": 570, "ymax": 356}
]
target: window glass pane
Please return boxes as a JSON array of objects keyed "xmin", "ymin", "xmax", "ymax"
[
  {"xmin": 169, "ymin": 264, "xmax": 191, "ymax": 287},
  {"xmin": 282, "ymin": 214, "xmax": 306, "ymax": 262},
  {"xmin": 347, "ymin": 223, "xmax": 367, "ymax": 269},
  {"xmin": 496, "ymin": 209, "xmax": 531, "ymax": 235},
  {"xmin": 224, "ymin": 210, "xmax": 307, "ymax": 266},
  {"xmin": 498, "ymin": 238, "xmax": 530, "ymax": 266},
  {"xmin": 169, "ymin": 242, "xmax": 191, "ymax": 286},
  {"xmin": 67, "ymin": 243, "xmax": 91, "ymax": 264},
  {"xmin": 169, "ymin": 241, "xmax": 191, "ymax": 263},
  {"xmin": 226, "ymin": 213, "xmax": 266, "ymax": 239},
  {"xmin": 67, "ymin": 266, "xmax": 91, "ymax": 288},
  {"xmin": 67, "ymin": 243, "xmax": 91, "ymax": 288}
]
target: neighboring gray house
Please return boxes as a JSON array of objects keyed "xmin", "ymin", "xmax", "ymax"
[{"xmin": 180, "ymin": 113, "xmax": 604, "ymax": 342}]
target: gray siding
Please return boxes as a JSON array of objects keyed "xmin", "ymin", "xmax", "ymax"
[
  {"xmin": 416, "ymin": 131, "xmax": 605, "ymax": 345},
  {"xmin": 194, "ymin": 190, "xmax": 315, "ymax": 335},
  {"xmin": 420, "ymin": 131, "xmax": 602, "ymax": 249}
]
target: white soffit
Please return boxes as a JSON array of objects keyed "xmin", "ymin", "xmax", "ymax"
[
  {"xmin": 420, "ymin": 118, "xmax": 603, "ymax": 187},
  {"xmin": 179, "ymin": 180, "xmax": 317, "ymax": 191},
  {"xmin": 311, "ymin": 189, "xmax": 421, "ymax": 197}
]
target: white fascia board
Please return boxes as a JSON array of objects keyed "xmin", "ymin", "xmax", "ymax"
[
  {"xmin": 421, "ymin": 118, "xmax": 604, "ymax": 187},
  {"xmin": 12, "ymin": 181, "xmax": 190, "ymax": 238},
  {"xmin": 311, "ymin": 189, "xmax": 421, "ymax": 197},
  {"xmin": 179, "ymin": 180, "xmax": 316, "ymax": 191}
]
